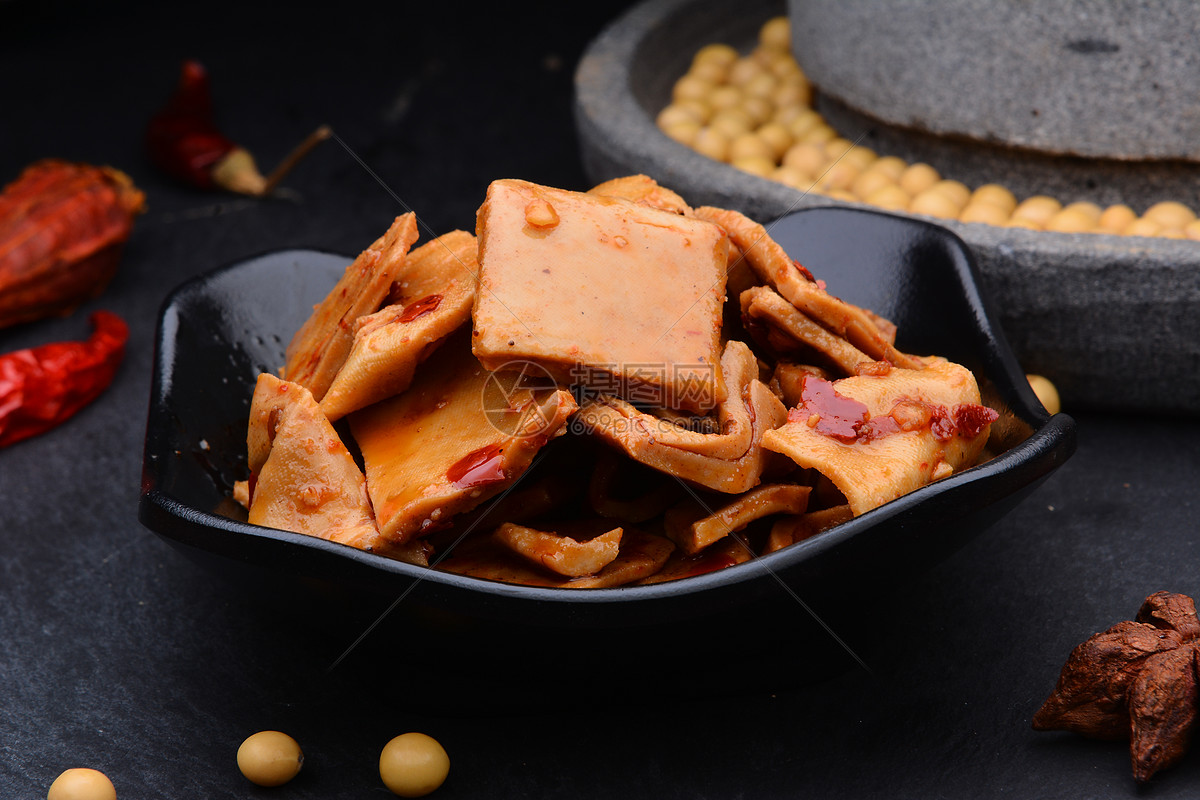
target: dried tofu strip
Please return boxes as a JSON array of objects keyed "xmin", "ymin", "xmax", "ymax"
[
  {"xmin": 584, "ymin": 339, "xmax": 758, "ymax": 459},
  {"xmin": 386, "ymin": 229, "xmax": 479, "ymax": 306},
  {"xmin": 587, "ymin": 174, "xmax": 692, "ymax": 215},
  {"xmin": 648, "ymin": 407, "xmax": 722, "ymax": 435},
  {"xmin": 439, "ymin": 528, "xmax": 674, "ymax": 588},
  {"xmin": 349, "ymin": 331, "xmax": 578, "ymax": 546},
  {"xmin": 663, "ymin": 483, "xmax": 811, "ymax": 555},
  {"xmin": 319, "ymin": 289, "xmax": 469, "ymax": 421},
  {"xmin": 761, "ymin": 360, "xmax": 995, "ymax": 516},
  {"xmin": 319, "ymin": 233, "xmax": 480, "ymax": 421},
  {"xmin": 232, "ymin": 479, "xmax": 251, "ymax": 509},
  {"xmin": 763, "ymin": 504, "xmax": 854, "ymax": 554},
  {"xmin": 742, "ymin": 285, "xmax": 878, "ymax": 374},
  {"xmin": 494, "ymin": 522, "xmax": 623, "ymax": 578},
  {"xmin": 693, "ymin": 206, "xmax": 923, "ymax": 370},
  {"xmin": 580, "ymin": 381, "xmax": 787, "ymax": 494},
  {"xmin": 637, "ymin": 537, "xmax": 754, "ymax": 585},
  {"xmin": 578, "ymin": 340, "xmax": 788, "ymax": 493},
  {"xmin": 283, "ymin": 213, "xmax": 420, "ymax": 399},
  {"xmin": 244, "ymin": 373, "xmax": 417, "ymax": 560}
]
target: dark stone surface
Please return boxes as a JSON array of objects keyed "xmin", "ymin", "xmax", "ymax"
[
  {"xmin": 573, "ymin": 0, "xmax": 1200, "ymax": 416},
  {"xmin": 3, "ymin": 1, "xmax": 1199, "ymax": 798}
]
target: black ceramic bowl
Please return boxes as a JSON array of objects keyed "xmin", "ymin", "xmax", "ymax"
[{"xmin": 139, "ymin": 206, "xmax": 1074, "ymax": 690}]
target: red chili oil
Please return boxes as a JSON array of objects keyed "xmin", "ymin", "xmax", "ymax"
[
  {"xmin": 397, "ymin": 293, "xmax": 442, "ymax": 323},
  {"xmin": 446, "ymin": 443, "xmax": 507, "ymax": 488}
]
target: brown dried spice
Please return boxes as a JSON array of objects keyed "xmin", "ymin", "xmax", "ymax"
[{"xmin": 1032, "ymin": 591, "xmax": 1200, "ymax": 782}]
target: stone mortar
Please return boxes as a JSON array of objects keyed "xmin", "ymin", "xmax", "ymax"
[
  {"xmin": 788, "ymin": 0, "xmax": 1200, "ymax": 162},
  {"xmin": 573, "ymin": 0, "xmax": 1200, "ymax": 415}
]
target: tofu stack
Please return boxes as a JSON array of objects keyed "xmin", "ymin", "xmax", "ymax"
[{"xmin": 232, "ymin": 175, "xmax": 998, "ymax": 586}]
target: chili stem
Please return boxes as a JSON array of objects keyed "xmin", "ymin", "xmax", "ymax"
[{"xmin": 261, "ymin": 124, "xmax": 333, "ymax": 196}]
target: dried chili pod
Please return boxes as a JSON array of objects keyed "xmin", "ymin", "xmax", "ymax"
[
  {"xmin": 145, "ymin": 59, "xmax": 330, "ymax": 196},
  {"xmin": 0, "ymin": 310, "xmax": 128, "ymax": 448},
  {"xmin": 0, "ymin": 160, "xmax": 145, "ymax": 329}
]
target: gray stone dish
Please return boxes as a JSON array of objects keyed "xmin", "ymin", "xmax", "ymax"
[{"xmin": 574, "ymin": 0, "xmax": 1200, "ymax": 415}]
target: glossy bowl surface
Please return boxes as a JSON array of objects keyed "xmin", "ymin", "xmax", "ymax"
[{"xmin": 139, "ymin": 206, "xmax": 1075, "ymax": 643}]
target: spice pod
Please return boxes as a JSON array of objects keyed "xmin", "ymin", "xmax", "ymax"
[{"xmin": 1033, "ymin": 591, "xmax": 1200, "ymax": 783}]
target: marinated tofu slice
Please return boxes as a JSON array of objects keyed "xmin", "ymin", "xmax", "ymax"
[
  {"xmin": 385, "ymin": 229, "xmax": 479, "ymax": 307},
  {"xmin": 472, "ymin": 178, "xmax": 729, "ymax": 413},
  {"xmin": 282, "ymin": 213, "xmax": 420, "ymax": 399},
  {"xmin": 581, "ymin": 338, "xmax": 760, "ymax": 461},
  {"xmin": 694, "ymin": 205, "xmax": 923, "ymax": 370},
  {"xmin": 348, "ymin": 331, "xmax": 578, "ymax": 546},
  {"xmin": 586, "ymin": 174, "xmax": 692, "ymax": 215},
  {"xmin": 761, "ymin": 359, "xmax": 999, "ymax": 516},
  {"xmin": 662, "ymin": 482, "xmax": 811, "ymax": 555},
  {"xmin": 493, "ymin": 520, "xmax": 623, "ymax": 578},
  {"xmin": 319, "ymin": 231, "xmax": 480, "ymax": 421},
  {"xmin": 439, "ymin": 527, "xmax": 675, "ymax": 588},
  {"xmin": 763, "ymin": 504, "xmax": 853, "ymax": 554},
  {"xmin": 741, "ymin": 285, "xmax": 877, "ymax": 374},
  {"xmin": 637, "ymin": 537, "xmax": 754, "ymax": 584},
  {"xmin": 245, "ymin": 373, "xmax": 391, "ymax": 556},
  {"xmin": 577, "ymin": 340, "xmax": 789, "ymax": 493}
]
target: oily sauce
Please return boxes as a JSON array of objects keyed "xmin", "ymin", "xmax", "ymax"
[
  {"xmin": 791, "ymin": 374, "xmax": 998, "ymax": 444},
  {"xmin": 790, "ymin": 375, "xmax": 868, "ymax": 441},
  {"xmin": 446, "ymin": 443, "xmax": 508, "ymax": 488}
]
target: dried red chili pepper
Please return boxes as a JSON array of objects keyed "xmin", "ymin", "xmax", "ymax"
[
  {"xmin": 0, "ymin": 160, "xmax": 145, "ymax": 329},
  {"xmin": 145, "ymin": 59, "xmax": 330, "ymax": 196},
  {"xmin": 0, "ymin": 310, "xmax": 128, "ymax": 448}
]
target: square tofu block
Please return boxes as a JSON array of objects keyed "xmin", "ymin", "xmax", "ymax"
[{"xmin": 472, "ymin": 179, "xmax": 729, "ymax": 413}]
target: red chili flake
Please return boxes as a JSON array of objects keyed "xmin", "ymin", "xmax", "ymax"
[
  {"xmin": 793, "ymin": 260, "xmax": 817, "ymax": 283},
  {"xmin": 397, "ymin": 294, "xmax": 443, "ymax": 323},
  {"xmin": 955, "ymin": 403, "xmax": 1000, "ymax": 439},
  {"xmin": 930, "ymin": 405, "xmax": 957, "ymax": 440},
  {"xmin": 857, "ymin": 414, "xmax": 901, "ymax": 442}
]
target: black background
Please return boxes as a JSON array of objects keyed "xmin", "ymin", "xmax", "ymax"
[{"xmin": 3, "ymin": 1, "xmax": 1199, "ymax": 797}]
